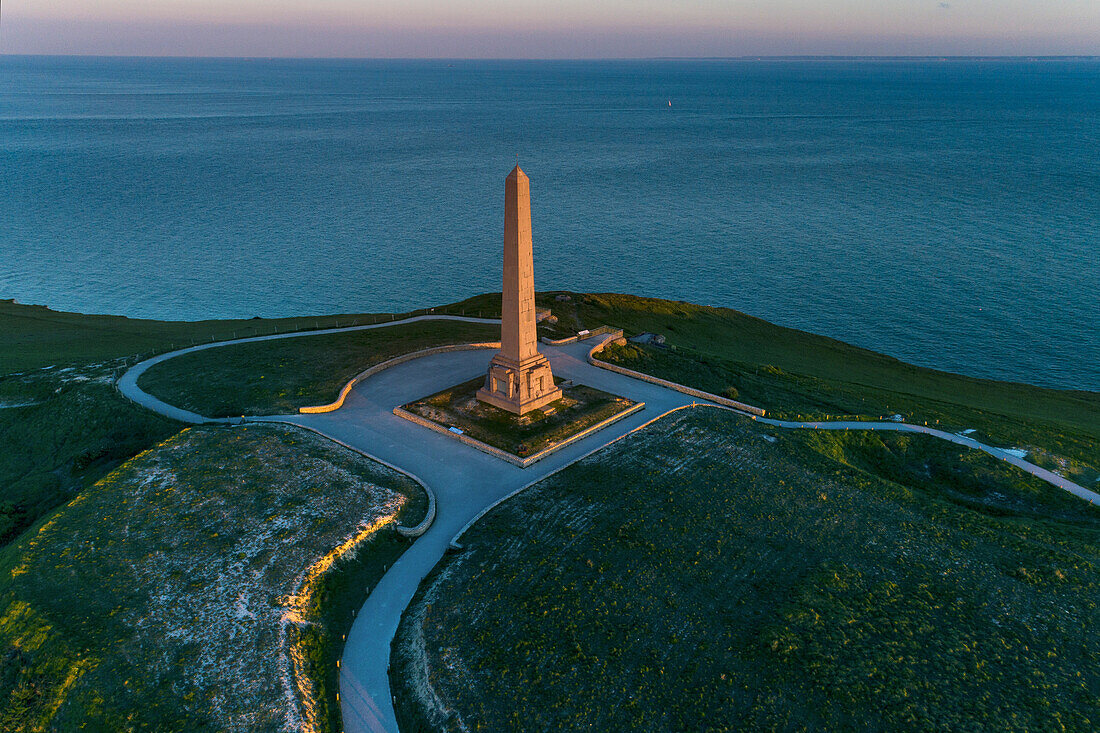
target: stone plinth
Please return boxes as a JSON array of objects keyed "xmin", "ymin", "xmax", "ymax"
[
  {"xmin": 477, "ymin": 352, "xmax": 561, "ymax": 413},
  {"xmin": 477, "ymin": 166, "xmax": 563, "ymax": 414}
]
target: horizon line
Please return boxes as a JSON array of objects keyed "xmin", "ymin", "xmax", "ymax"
[{"xmin": 4, "ymin": 53, "xmax": 1099, "ymax": 62}]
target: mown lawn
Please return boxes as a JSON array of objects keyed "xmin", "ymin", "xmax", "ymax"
[
  {"xmin": 393, "ymin": 408, "xmax": 1100, "ymax": 732},
  {"xmin": 0, "ymin": 424, "xmax": 425, "ymax": 732},
  {"xmin": 138, "ymin": 321, "xmax": 500, "ymax": 418},
  {"xmin": 578, "ymin": 293, "xmax": 1099, "ymax": 478}
]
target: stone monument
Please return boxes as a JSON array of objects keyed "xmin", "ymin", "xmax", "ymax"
[{"xmin": 477, "ymin": 166, "xmax": 563, "ymax": 414}]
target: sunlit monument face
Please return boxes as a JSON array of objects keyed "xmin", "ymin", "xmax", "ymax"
[{"xmin": 476, "ymin": 166, "xmax": 563, "ymax": 415}]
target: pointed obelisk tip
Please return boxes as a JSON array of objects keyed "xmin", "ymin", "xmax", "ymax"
[{"xmin": 507, "ymin": 164, "xmax": 527, "ymax": 180}]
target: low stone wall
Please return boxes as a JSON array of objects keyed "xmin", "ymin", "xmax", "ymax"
[
  {"xmin": 587, "ymin": 335, "xmax": 767, "ymax": 417},
  {"xmin": 393, "ymin": 400, "xmax": 646, "ymax": 469},
  {"xmin": 540, "ymin": 325, "xmax": 622, "ymax": 346},
  {"xmin": 393, "ymin": 408, "xmax": 527, "ymax": 466},
  {"xmin": 298, "ymin": 343, "xmax": 501, "ymax": 414}
]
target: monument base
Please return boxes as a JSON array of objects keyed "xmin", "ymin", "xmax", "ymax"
[
  {"xmin": 399, "ymin": 376, "xmax": 641, "ymax": 465},
  {"xmin": 476, "ymin": 352, "xmax": 563, "ymax": 415}
]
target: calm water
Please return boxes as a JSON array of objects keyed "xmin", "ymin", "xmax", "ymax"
[{"xmin": 2, "ymin": 56, "xmax": 1097, "ymax": 390}]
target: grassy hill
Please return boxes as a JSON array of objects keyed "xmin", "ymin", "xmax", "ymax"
[
  {"xmin": 0, "ymin": 296, "xmax": 498, "ymax": 376},
  {"xmin": 137, "ymin": 320, "xmax": 499, "ymax": 418},
  {"xmin": 0, "ymin": 297, "xmax": 503, "ymax": 731},
  {"xmin": 2, "ymin": 290, "xmax": 1094, "ymax": 567},
  {"xmin": 394, "ymin": 408, "xmax": 1100, "ymax": 732},
  {"xmin": 0, "ymin": 424, "xmax": 424, "ymax": 731}
]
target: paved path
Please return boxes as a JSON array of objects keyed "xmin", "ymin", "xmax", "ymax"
[
  {"xmin": 115, "ymin": 322, "xmax": 1099, "ymax": 733},
  {"xmin": 264, "ymin": 342, "xmax": 708, "ymax": 733},
  {"xmin": 115, "ymin": 314, "xmax": 501, "ymax": 424},
  {"xmin": 117, "ymin": 326, "xmax": 708, "ymax": 732},
  {"xmin": 752, "ymin": 416, "xmax": 1100, "ymax": 505}
]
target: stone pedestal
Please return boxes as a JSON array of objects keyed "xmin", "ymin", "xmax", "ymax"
[
  {"xmin": 477, "ymin": 165, "xmax": 563, "ymax": 414},
  {"xmin": 477, "ymin": 352, "xmax": 561, "ymax": 413}
]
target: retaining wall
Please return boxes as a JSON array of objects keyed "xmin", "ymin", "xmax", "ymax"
[
  {"xmin": 298, "ymin": 342, "xmax": 500, "ymax": 414},
  {"xmin": 393, "ymin": 401, "xmax": 646, "ymax": 469},
  {"xmin": 587, "ymin": 334, "xmax": 767, "ymax": 417}
]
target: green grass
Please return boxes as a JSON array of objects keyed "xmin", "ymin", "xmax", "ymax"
[
  {"xmin": 128, "ymin": 290, "xmax": 577, "ymax": 420},
  {"xmin": 0, "ymin": 364, "xmax": 182, "ymax": 547},
  {"xmin": 0, "ymin": 299, "xmax": 369, "ymax": 376},
  {"xmin": 403, "ymin": 377, "xmax": 636, "ymax": 457},
  {"xmin": 5, "ymin": 289, "xmax": 1097, "ymax": 730},
  {"xmin": 577, "ymin": 293, "xmax": 1099, "ymax": 474},
  {"xmin": 392, "ymin": 408, "xmax": 1100, "ymax": 732},
  {"xmin": 138, "ymin": 321, "xmax": 500, "ymax": 418},
  {"xmin": 1, "ymin": 298, "xmax": 459, "ymax": 731},
  {"xmin": 0, "ymin": 296, "xmax": 498, "ymax": 551},
  {"xmin": 0, "ymin": 295, "xmax": 506, "ymax": 377},
  {"xmin": 0, "ymin": 424, "xmax": 425, "ymax": 732}
]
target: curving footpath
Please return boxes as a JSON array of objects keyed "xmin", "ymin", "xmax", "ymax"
[
  {"xmin": 115, "ymin": 322, "xmax": 1099, "ymax": 733},
  {"xmin": 116, "ymin": 314, "xmax": 502, "ymax": 424},
  {"xmin": 752, "ymin": 416, "xmax": 1099, "ymax": 504}
]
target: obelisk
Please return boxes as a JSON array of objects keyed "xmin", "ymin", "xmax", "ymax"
[{"xmin": 477, "ymin": 166, "xmax": 563, "ymax": 414}]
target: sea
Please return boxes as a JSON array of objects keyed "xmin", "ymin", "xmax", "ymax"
[{"xmin": 1, "ymin": 56, "xmax": 1097, "ymax": 391}]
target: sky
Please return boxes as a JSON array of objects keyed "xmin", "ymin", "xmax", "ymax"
[{"xmin": 3, "ymin": 0, "xmax": 1098, "ymax": 58}]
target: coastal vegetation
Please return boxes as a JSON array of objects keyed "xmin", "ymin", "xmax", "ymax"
[
  {"xmin": 0, "ymin": 298, "xmax": 483, "ymax": 731},
  {"xmin": 393, "ymin": 408, "xmax": 1100, "ymax": 731},
  {"xmin": 0, "ymin": 298, "xmax": 494, "ymax": 548},
  {"xmin": 0, "ymin": 298, "xmax": 378, "ymax": 546},
  {"xmin": 0, "ymin": 296, "xmax": 505, "ymax": 376},
  {"xmin": 0, "ymin": 362, "xmax": 180, "ymax": 546},
  {"xmin": 0, "ymin": 424, "xmax": 424, "ymax": 731},
  {"xmin": 579, "ymin": 293, "xmax": 1098, "ymax": 479},
  {"xmin": 1, "ymin": 298, "xmax": 392, "ymax": 375},
  {"xmin": 3, "ymin": 291, "xmax": 1096, "ymax": 731}
]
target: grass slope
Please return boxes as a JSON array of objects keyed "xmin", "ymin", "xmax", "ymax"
[
  {"xmin": 0, "ymin": 424, "xmax": 424, "ymax": 732},
  {"xmin": 393, "ymin": 408, "xmax": 1100, "ymax": 732},
  {"xmin": 4, "ymin": 290, "xmax": 1096, "ymax": 730},
  {"xmin": 0, "ymin": 363, "xmax": 182, "ymax": 547},
  {"xmin": 578, "ymin": 293, "xmax": 1098, "ymax": 475},
  {"xmin": 0, "ymin": 297, "xmax": 496, "ymax": 550},
  {"xmin": 0, "ymin": 296, "xmax": 505, "ymax": 376}
]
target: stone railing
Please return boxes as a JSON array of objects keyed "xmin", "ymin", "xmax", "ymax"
[
  {"xmin": 587, "ymin": 334, "xmax": 767, "ymax": 417},
  {"xmin": 393, "ymin": 401, "xmax": 646, "ymax": 469},
  {"xmin": 298, "ymin": 343, "xmax": 500, "ymax": 414}
]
